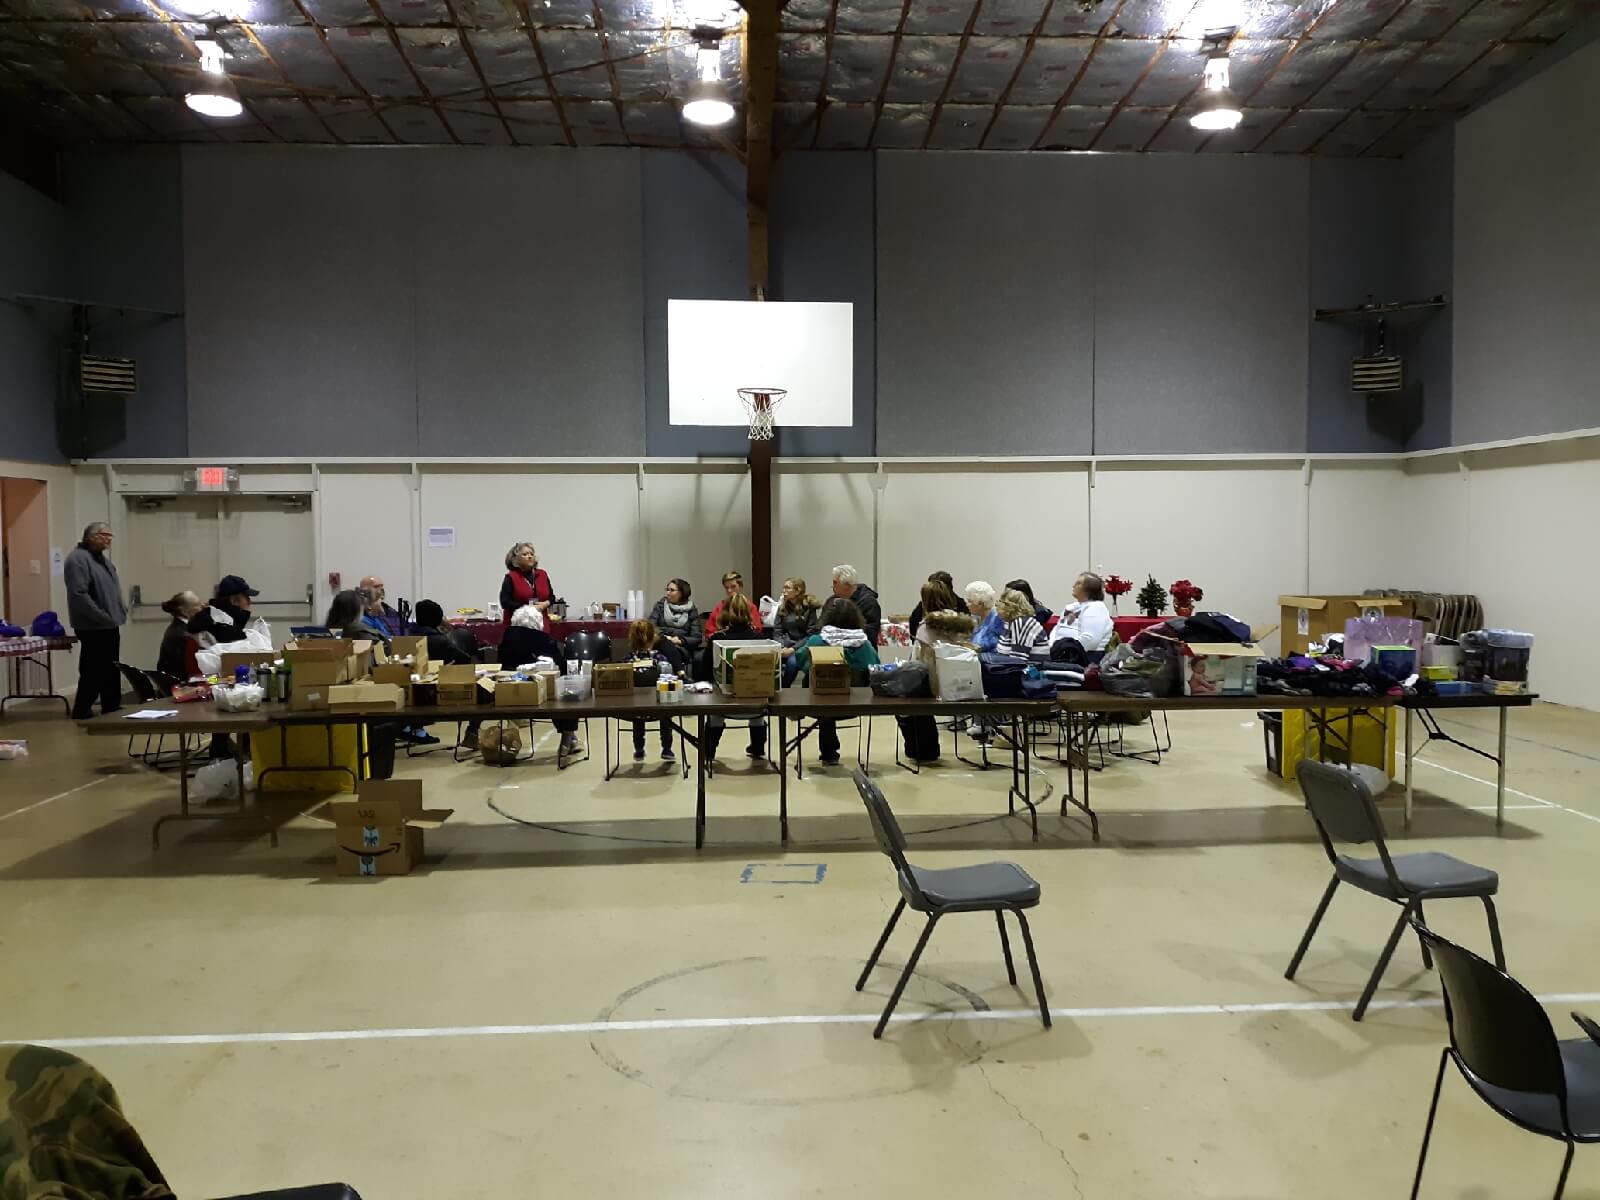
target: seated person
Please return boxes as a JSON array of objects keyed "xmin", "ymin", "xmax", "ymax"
[
  {"xmin": 965, "ymin": 581, "xmax": 1002, "ymax": 652},
  {"xmin": 502, "ymin": 603, "xmax": 581, "ymax": 759},
  {"xmin": 996, "ymin": 587, "xmax": 1045, "ymax": 657},
  {"xmin": 790, "ymin": 597, "xmax": 879, "ymax": 766},
  {"xmin": 414, "ymin": 599, "xmax": 481, "ymax": 748},
  {"xmin": 1049, "ymin": 572, "xmax": 1114, "ymax": 658},
  {"xmin": 907, "ymin": 570, "xmax": 967, "ymax": 640},
  {"xmin": 703, "ymin": 569, "xmax": 764, "ymax": 638},
  {"xmin": 186, "ymin": 575, "xmax": 259, "ymax": 644},
  {"xmin": 698, "ymin": 592, "xmax": 766, "ymax": 762},
  {"xmin": 1006, "ymin": 578, "xmax": 1054, "ymax": 628},
  {"xmin": 627, "ymin": 619, "xmax": 675, "ymax": 762},
  {"xmin": 157, "ymin": 590, "xmax": 202, "ymax": 684},
  {"xmin": 326, "ymin": 588, "xmax": 390, "ymax": 649}
]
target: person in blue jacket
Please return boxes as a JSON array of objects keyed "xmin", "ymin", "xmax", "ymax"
[{"xmin": 792, "ymin": 597, "xmax": 880, "ymax": 766}]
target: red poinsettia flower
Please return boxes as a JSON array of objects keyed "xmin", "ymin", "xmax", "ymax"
[
  {"xmin": 1104, "ymin": 574, "xmax": 1132, "ymax": 597},
  {"xmin": 1170, "ymin": 579, "xmax": 1204, "ymax": 605}
]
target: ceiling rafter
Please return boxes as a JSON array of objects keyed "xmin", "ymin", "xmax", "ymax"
[
  {"xmin": 862, "ymin": 0, "xmax": 913, "ymax": 150},
  {"xmin": 807, "ymin": 0, "xmax": 836, "ymax": 148},
  {"xmin": 361, "ymin": 0, "xmax": 461, "ymax": 144},
  {"xmin": 440, "ymin": 0, "xmax": 515, "ymax": 144},
  {"xmin": 1026, "ymin": 0, "xmax": 1129, "ymax": 150},
  {"xmin": 284, "ymin": 0, "xmax": 401, "ymax": 142},
  {"xmin": 1086, "ymin": 0, "xmax": 1205, "ymax": 152},
  {"xmin": 917, "ymin": 0, "xmax": 985, "ymax": 151},
  {"xmin": 976, "ymin": 0, "xmax": 1060, "ymax": 150},
  {"xmin": 513, "ymin": 0, "xmax": 573, "ymax": 146}
]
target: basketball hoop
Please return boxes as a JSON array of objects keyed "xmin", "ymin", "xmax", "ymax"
[{"xmin": 738, "ymin": 387, "xmax": 786, "ymax": 441}]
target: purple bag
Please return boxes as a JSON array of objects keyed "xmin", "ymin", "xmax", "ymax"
[
  {"xmin": 30, "ymin": 611, "xmax": 66, "ymax": 638},
  {"xmin": 0, "ymin": 620, "xmax": 24, "ymax": 638}
]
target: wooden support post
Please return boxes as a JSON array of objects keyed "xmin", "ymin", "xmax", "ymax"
[{"xmin": 743, "ymin": 0, "xmax": 778, "ymax": 599}]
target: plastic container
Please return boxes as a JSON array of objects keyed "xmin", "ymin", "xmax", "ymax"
[
  {"xmin": 1461, "ymin": 629, "xmax": 1533, "ymax": 688},
  {"xmin": 555, "ymin": 674, "xmax": 592, "ymax": 701},
  {"xmin": 1258, "ymin": 711, "xmax": 1283, "ymax": 775}
]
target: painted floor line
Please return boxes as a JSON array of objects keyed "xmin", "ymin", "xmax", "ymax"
[
  {"xmin": 0, "ymin": 777, "xmax": 107, "ymax": 823},
  {"xmin": 20, "ymin": 991, "xmax": 1600, "ymax": 1049},
  {"xmin": 1413, "ymin": 757, "xmax": 1600, "ymax": 824}
]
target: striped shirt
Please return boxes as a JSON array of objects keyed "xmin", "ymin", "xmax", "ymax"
[{"xmin": 998, "ymin": 615, "xmax": 1044, "ymax": 656}]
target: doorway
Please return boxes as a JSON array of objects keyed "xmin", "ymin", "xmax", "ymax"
[{"xmin": 1, "ymin": 477, "xmax": 50, "ymax": 628}]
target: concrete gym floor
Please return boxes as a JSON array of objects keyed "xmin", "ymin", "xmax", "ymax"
[{"xmin": 1, "ymin": 702, "xmax": 1598, "ymax": 1199}]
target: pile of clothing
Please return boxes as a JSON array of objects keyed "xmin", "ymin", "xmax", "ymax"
[
  {"xmin": 1087, "ymin": 612, "xmax": 1256, "ymax": 697},
  {"xmin": 1256, "ymin": 655, "xmax": 1407, "ymax": 698}
]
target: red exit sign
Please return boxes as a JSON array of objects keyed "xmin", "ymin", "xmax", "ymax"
[{"xmin": 190, "ymin": 466, "xmax": 235, "ymax": 492}]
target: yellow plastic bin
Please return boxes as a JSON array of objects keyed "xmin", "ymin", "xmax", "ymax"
[
  {"xmin": 252, "ymin": 722, "xmax": 365, "ymax": 793},
  {"xmin": 1280, "ymin": 706, "xmax": 1395, "ymax": 781}
]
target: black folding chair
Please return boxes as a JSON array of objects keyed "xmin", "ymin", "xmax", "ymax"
[
  {"xmin": 116, "ymin": 663, "xmax": 198, "ymax": 769},
  {"xmin": 852, "ymin": 769, "xmax": 1050, "ymax": 1039},
  {"xmin": 1288, "ymin": 759, "xmax": 1506, "ymax": 1021},
  {"xmin": 1410, "ymin": 924, "xmax": 1600, "ymax": 1199}
]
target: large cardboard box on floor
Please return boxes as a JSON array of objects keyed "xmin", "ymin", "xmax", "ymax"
[
  {"xmin": 324, "ymin": 779, "xmax": 453, "ymax": 877},
  {"xmin": 284, "ymin": 639, "xmax": 375, "ymax": 710},
  {"xmin": 808, "ymin": 645, "xmax": 851, "ymax": 695},
  {"xmin": 1278, "ymin": 596, "xmax": 1412, "ymax": 656},
  {"xmin": 713, "ymin": 639, "xmax": 782, "ymax": 698}
]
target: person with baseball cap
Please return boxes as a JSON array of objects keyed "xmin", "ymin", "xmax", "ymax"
[{"xmin": 187, "ymin": 574, "xmax": 260, "ymax": 645}]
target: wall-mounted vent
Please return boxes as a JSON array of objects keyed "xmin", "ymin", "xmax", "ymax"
[
  {"xmin": 1351, "ymin": 354, "xmax": 1403, "ymax": 393},
  {"xmin": 79, "ymin": 355, "xmax": 137, "ymax": 394}
]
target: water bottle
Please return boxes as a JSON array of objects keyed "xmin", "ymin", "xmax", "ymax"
[{"xmin": 234, "ymin": 663, "xmax": 257, "ymax": 688}]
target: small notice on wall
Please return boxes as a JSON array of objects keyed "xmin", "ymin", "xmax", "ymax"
[
  {"xmin": 50, "ymin": 549, "xmax": 64, "ymax": 578},
  {"xmin": 427, "ymin": 526, "xmax": 455, "ymax": 549}
]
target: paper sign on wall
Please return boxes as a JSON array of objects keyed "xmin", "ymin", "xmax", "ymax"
[
  {"xmin": 427, "ymin": 526, "xmax": 455, "ymax": 549},
  {"xmin": 50, "ymin": 549, "xmax": 63, "ymax": 578}
]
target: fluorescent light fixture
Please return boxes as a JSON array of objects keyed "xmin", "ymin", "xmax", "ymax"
[
  {"xmin": 1190, "ymin": 51, "xmax": 1241, "ymax": 131},
  {"xmin": 186, "ymin": 39, "xmax": 242, "ymax": 118}
]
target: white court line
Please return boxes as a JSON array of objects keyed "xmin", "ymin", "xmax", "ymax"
[
  {"xmin": 0, "ymin": 777, "xmax": 106, "ymax": 823},
  {"xmin": 20, "ymin": 991, "xmax": 1600, "ymax": 1050},
  {"xmin": 1413, "ymin": 757, "xmax": 1600, "ymax": 825}
]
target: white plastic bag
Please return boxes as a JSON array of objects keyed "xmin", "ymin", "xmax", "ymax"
[
  {"xmin": 934, "ymin": 642, "xmax": 983, "ymax": 702},
  {"xmin": 195, "ymin": 615, "xmax": 275, "ymax": 677},
  {"xmin": 758, "ymin": 594, "xmax": 779, "ymax": 625},
  {"xmin": 191, "ymin": 759, "xmax": 253, "ymax": 804}
]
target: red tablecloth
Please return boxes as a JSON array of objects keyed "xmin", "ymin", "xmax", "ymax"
[
  {"xmin": 1112, "ymin": 615, "xmax": 1170, "ymax": 643},
  {"xmin": 461, "ymin": 618, "xmax": 633, "ymax": 648}
]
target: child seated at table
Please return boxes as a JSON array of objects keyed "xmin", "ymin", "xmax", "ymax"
[
  {"xmin": 698, "ymin": 593, "xmax": 767, "ymax": 763},
  {"xmin": 628, "ymin": 619, "xmax": 675, "ymax": 762}
]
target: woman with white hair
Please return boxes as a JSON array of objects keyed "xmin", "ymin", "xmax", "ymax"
[
  {"xmin": 965, "ymin": 580, "xmax": 1003, "ymax": 653},
  {"xmin": 501, "ymin": 603, "xmax": 581, "ymax": 757}
]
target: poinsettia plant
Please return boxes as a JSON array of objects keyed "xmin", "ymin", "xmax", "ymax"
[
  {"xmin": 1103, "ymin": 573, "xmax": 1132, "ymax": 613},
  {"xmin": 1170, "ymin": 579, "xmax": 1204, "ymax": 613}
]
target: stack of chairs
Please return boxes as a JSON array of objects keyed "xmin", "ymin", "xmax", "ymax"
[{"xmin": 1364, "ymin": 591, "xmax": 1483, "ymax": 640}]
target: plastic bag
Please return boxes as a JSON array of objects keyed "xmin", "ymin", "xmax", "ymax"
[
  {"xmin": 1100, "ymin": 642, "xmax": 1180, "ymax": 698},
  {"xmin": 213, "ymin": 683, "xmax": 263, "ymax": 712},
  {"xmin": 934, "ymin": 642, "xmax": 982, "ymax": 702},
  {"xmin": 479, "ymin": 722, "xmax": 523, "ymax": 766},
  {"xmin": 869, "ymin": 660, "xmax": 931, "ymax": 697},
  {"xmin": 758, "ymin": 594, "xmax": 779, "ymax": 625},
  {"xmin": 196, "ymin": 616, "xmax": 275, "ymax": 677},
  {"xmin": 191, "ymin": 759, "xmax": 253, "ymax": 804}
]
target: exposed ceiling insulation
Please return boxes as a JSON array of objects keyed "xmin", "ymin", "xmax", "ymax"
[{"xmin": 0, "ymin": 0, "xmax": 1591, "ymax": 153}]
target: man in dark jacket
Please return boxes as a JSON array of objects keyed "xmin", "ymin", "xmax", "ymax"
[
  {"xmin": 65, "ymin": 522, "xmax": 127, "ymax": 719},
  {"xmin": 186, "ymin": 575, "xmax": 259, "ymax": 645},
  {"xmin": 831, "ymin": 563, "xmax": 882, "ymax": 648}
]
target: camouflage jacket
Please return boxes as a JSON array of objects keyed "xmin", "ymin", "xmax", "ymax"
[{"xmin": 1, "ymin": 1045, "xmax": 174, "ymax": 1200}]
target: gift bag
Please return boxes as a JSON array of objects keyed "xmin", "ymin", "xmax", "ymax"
[{"xmin": 933, "ymin": 642, "xmax": 982, "ymax": 702}]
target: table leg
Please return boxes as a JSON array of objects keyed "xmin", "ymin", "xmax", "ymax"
[
  {"xmin": 1014, "ymin": 715, "xmax": 1037, "ymax": 841},
  {"xmin": 1497, "ymin": 707, "xmax": 1507, "ymax": 829},
  {"xmin": 779, "ymin": 715, "xmax": 789, "ymax": 845},
  {"xmin": 153, "ymin": 734, "xmax": 192, "ymax": 849},
  {"xmin": 695, "ymin": 713, "xmax": 706, "ymax": 849},
  {"xmin": 1404, "ymin": 707, "xmax": 1414, "ymax": 829}
]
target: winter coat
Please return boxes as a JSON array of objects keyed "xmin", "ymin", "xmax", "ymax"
[
  {"xmin": 63, "ymin": 544, "xmax": 125, "ymax": 631},
  {"xmin": 908, "ymin": 597, "xmax": 968, "ymax": 640},
  {"xmin": 972, "ymin": 609, "xmax": 1004, "ymax": 653},
  {"xmin": 187, "ymin": 598, "xmax": 255, "ymax": 645},
  {"xmin": 850, "ymin": 584, "xmax": 882, "ymax": 647},
  {"xmin": 501, "ymin": 626, "xmax": 565, "ymax": 672},
  {"xmin": 792, "ymin": 625, "xmax": 880, "ymax": 686},
  {"xmin": 650, "ymin": 598, "xmax": 704, "ymax": 654},
  {"xmin": 918, "ymin": 609, "xmax": 976, "ymax": 645},
  {"xmin": 157, "ymin": 618, "xmax": 196, "ymax": 683},
  {"xmin": 771, "ymin": 597, "xmax": 820, "ymax": 649},
  {"xmin": 423, "ymin": 625, "xmax": 477, "ymax": 666}
]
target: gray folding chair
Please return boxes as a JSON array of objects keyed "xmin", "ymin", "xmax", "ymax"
[
  {"xmin": 1409, "ymin": 923, "xmax": 1600, "ymax": 1200},
  {"xmin": 852, "ymin": 769, "xmax": 1051, "ymax": 1039},
  {"xmin": 1287, "ymin": 759, "xmax": 1506, "ymax": 1021}
]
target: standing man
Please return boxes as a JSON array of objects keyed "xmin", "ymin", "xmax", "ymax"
[
  {"xmin": 65, "ymin": 522, "xmax": 127, "ymax": 719},
  {"xmin": 831, "ymin": 564, "xmax": 882, "ymax": 648}
]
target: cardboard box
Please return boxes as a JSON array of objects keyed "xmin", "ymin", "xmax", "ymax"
[
  {"xmin": 592, "ymin": 662, "xmax": 635, "ymax": 694},
  {"xmin": 1182, "ymin": 642, "xmax": 1265, "ymax": 696},
  {"xmin": 808, "ymin": 644, "xmax": 852, "ymax": 695},
  {"xmin": 327, "ymin": 681, "xmax": 406, "ymax": 713},
  {"xmin": 324, "ymin": 779, "xmax": 453, "ymax": 877},
  {"xmin": 713, "ymin": 639, "xmax": 783, "ymax": 696},
  {"xmin": 494, "ymin": 677, "xmax": 548, "ymax": 707},
  {"xmin": 1278, "ymin": 595, "xmax": 1412, "ymax": 656},
  {"xmin": 435, "ymin": 663, "xmax": 479, "ymax": 706},
  {"xmin": 284, "ymin": 638, "xmax": 376, "ymax": 708}
]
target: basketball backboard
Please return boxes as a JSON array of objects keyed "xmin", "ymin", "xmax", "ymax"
[{"xmin": 667, "ymin": 299, "xmax": 853, "ymax": 427}]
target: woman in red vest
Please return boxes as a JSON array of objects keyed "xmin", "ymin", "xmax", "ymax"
[{"xmin": 500, "ymin": 541, "xmax": 553, "ymax": 626}]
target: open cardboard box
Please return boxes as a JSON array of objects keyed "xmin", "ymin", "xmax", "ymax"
[
  {"xmin": 219, "ymin": 650, "xmax": 279, "ymax": 677},
  {"xmin": 713, "ymin": 639, "xmax": 782, "ymax": 698},
  {"xmin": 435, "ymin": 663, "xmax": 480, "ymax": 706},
  {"xmin": 285, "ymin": 638, "xmax": 375, "ymax": 710},
  {"xmin": 494, "ymin": 677, "xmax": 548, "ymax": 707},
  {"xmin": 808, "ymin": 644, "xmax": 851, "ymax": 695},
  {"xmin": 320, "ymin": 779, "xmax": 453, "ymax": 877},
  {"xmin": 327, "ymin": 681, "xmax": 406, "ymax": 713},
  {"xmin": 1278, "ymin": 595, "xmax": 1412, "ymax": 655}
]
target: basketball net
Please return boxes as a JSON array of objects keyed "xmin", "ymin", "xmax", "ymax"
[{"xmin": 738, "ymin": 387, "xmax": 786, "ymax": 441}]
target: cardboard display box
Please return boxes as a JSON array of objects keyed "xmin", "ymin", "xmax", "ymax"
[
  {"xmin": 285, "ymin": 638, "xmax": 375, "ymax": 710},
  {"xmin": 327, "ymin": 681, "xmax": 406, "ymax": 713},
  {"xmin": 591, "ymin": 662, "xmax": 635, "ymax": 694},
  {"xmin": 713, "ymin": 639, "xmax": 783, "ymax": 698},
  {"xmin": 435, "ymin": 663, "xmax": 480, "ymax": 706},
  {"xmin": 323, "ymin": 779, "xmax": 453, "ymax": 877},
  {"xmin": 494, "ymin": 677, "xmax": 548, "ymax": 707},
  {"xmin": 808, "ymin": 645, "xmax": 851, "ymax": 695},
  {"xmin": 1182, "ymin": 642, "xmax": 1266, "ymax": 696},
  {"xmin": 219, "ymin": 650, "xmax": 279, "ymax": 677},
  {"xmin": 1278, "ymin": 595, "xmax": 1412, "ymax": 656}
]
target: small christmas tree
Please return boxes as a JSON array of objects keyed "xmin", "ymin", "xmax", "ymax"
[{"xmin": 1136, "ymin": 574, "xmax": 1167, "ymax": 617}]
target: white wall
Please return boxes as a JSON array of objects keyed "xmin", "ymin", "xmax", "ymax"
[{"xmin": 62, "ymin": 439, "xmax": 1600, "ymax": 710}]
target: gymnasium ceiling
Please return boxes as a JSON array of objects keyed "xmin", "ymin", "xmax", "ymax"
[{"xmin": 0, "ymin": 0, "xmax": 1591, "ymax": 155}]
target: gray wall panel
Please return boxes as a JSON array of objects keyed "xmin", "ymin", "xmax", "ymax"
[
  {"xmin": 414, "ymin": 149, "xmax": 644, "ymax": 456},
  {"xmin": 1398, "ymin": 130, "xmax": 1453, "ymax": 450},
  {"xmin": 1453, "ymin": 38, "xmax": 1600, "ymax": 444},
  {"xmin": 876, "ymin": 152, "xmax": 1095, "ymax": 457},
  {"xmin": 641, "ymin": 150, "xmax": 749, "ymax": 458},
  {"xmin": 184, "ymin": 147, "xmax": 419, "ymax": 457},
  {"xmin": 1093, "ymin": 155, "xmax": 1309, "ymax": 454},
  {"xmin": 0, "ymin": 170, "xmax": 69, "ymax": 464},
  {"xmin": 63, "ymin": 148, "xmax": 189, "ymax": 458}
]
